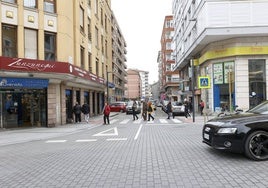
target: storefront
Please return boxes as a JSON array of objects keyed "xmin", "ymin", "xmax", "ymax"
[
  {"xmin": 0, "ymin": 77, "xmax": 48, "ymax": 128},
  {"xmin": 0, "ymin": 56, "xmax": 106, "ymax": 128}
]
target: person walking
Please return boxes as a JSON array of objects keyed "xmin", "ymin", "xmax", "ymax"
[
  {"xmin": 147, "ymin": 102, "xmax": 155, "ymax": 121},
  {"xmin": 199, "ymin": 100, "xmax": 205, "ymax": 115},
  {"xmin": 166, "ymin": 101, "xmax": 172, "ymax": 119},
  {"xmin": 184, "ymin": 99, "xmax": 191, "ymax": 118},
  {"xmin": 82, "ymin": 102, "xmax": 90, "ymax": 123},
  {"xmin": 142, "ymin": 101, "xmax": 148, "ymax": 121},
  {"xmin": 132, "ymin": 100, "xmax": 138, "ymax": 121},
  {"xmin": 73, "ymin": 102, "xmax": 82, "ymax": 123},
  {"xmin": 103, "ymin": 102, "xmax": 111, "ymax": 125}
]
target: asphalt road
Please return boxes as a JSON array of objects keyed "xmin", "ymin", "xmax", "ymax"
[{"xmin": 0, "ymin": 109, "xmax": 267, "ymax": 188}]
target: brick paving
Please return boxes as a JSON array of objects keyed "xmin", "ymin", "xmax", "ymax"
[{"xmin": 0, "ymin": 112, "xmax": 267, "ymax": 187}]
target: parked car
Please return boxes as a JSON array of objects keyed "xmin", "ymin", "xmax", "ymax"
[
  {"xmin": 126, "ymin": 100, "xmax": 141, "ymax": 114},
  {"xmin": 109, "ymin": 102, "xmax": 126, "ymax": 113},
  {"xmin": 172, "ymin": 101, "xmax": 185, "ymax": 117},
  {"xmin": 202, "ymin": 100, "xmax": 268, "ymax": 161}
]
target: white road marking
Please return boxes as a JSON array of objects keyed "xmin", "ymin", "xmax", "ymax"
[
  {"xmin": 133, "ymin": 119, "xmax": 142, "ymax": 124},
  {"xmin": 93, "ymin": 127, "xmax": 118, "ymax": 137},
  {"xmin": 75, "ymin": 139, "xmax": 97, "ymax": 142},
  {"xmin": 120, "ymin": 119, "xmax": 130, "ymax": 124},
  {"xmin": 172, "ymin": 119, "xmax": 182, "ymax": 123},
  {"xmin": 106, "ymin": 138, "xmax": 127, "ymax": 141},
  {"xmin": 45, "ymin": 140, "xmax": 67, "ymax": 143},
  {"xmin": 147, "ymin": 121, "xmax": 154, "ymax": 124},
  {"xmin": 159, "ymin": 119, "xmax": 168, "ymax": 123},
  {"xmin": 134, "ymin": 124, "xmax": 143, "ymax": 140},
  {"xmin": 110, "ymin": 119, "xmax": 118, "ymax": 124}
]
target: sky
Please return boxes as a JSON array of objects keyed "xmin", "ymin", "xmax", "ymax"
[{"xmin": 111, "ymin": 0, "xmax": 173, "ymax": 84}]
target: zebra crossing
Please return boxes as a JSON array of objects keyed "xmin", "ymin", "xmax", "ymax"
[{"xmin": 110, "ymin": 118, "xmax": 183, "ymax": 124}]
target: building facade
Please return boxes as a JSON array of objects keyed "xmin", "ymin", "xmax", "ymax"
[
  {"xmin": 172, "ymin": 0, "xmax": 268, "ymax": 114},
  {"xmin": 0, "ymin": 0, "xmax": 126, "ymax": 128},
  {"xmin": 160, "ymin": 15, "xmax": 180, "ymax": 102}
]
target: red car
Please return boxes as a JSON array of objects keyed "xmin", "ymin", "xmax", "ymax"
[{"xmin": 109, "ymin": 102, "xmax": 126, "ymax": 113}]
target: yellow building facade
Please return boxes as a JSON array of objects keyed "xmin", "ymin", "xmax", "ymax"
[{"xmin": 0, "ymin": 0, "xmax": 115, "ymax": 128}]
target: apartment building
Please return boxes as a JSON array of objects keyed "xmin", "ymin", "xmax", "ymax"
[
  {"xmin": 0, "ymin": 0, "xmax": 126, "ymax": 128},
  {"xmin": 160, "ymin": 15, "xmax": 180, "ymax": 102},
  {"xmin": 172, "ymin": 0, "xmax": 268, "ymax": 113},
  {"xmin": 111, "ymin": 13, "xmax": 127, "ymax": 102}
]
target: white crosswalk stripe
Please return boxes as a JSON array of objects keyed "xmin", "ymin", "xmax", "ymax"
[{"xmin": 111, "ymin": 118, "xmax": 183, "ymax": 124}]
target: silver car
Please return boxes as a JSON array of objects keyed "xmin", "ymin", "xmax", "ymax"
[
  {"xmin": 172, "ymin": 101, "xmax": 185, "ymax": 117},
  {"xmin": 126, "ymin": 100, "xmax": 141, "ymax": 114}
]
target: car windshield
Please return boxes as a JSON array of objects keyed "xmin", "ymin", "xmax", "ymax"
[
  {"xmin": 248, "ymin": 101, "xmax": 268, "ymax": 114},
  {"xmin": 172, "ymin": 102, "xmax": 183, "ymax": 106}
]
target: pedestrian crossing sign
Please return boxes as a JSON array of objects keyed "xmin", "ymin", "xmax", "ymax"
[{"xmin": 198, "ymin": 76, "xmax": 211, "ymax": 89}]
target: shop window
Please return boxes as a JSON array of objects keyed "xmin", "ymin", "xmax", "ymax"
[
  {"xmin": 24, "ymin": 0, "xmax": 37, "ymax": 8},
  {"xmin": 2, "ymin": 25, "xmax": 17, "ymax": 57},
  {"xmin": 44, "ymin": 0, "xmax": 56, "ymax": 13},
  {"xmin": 44, "ymin": 32, "xmax": 56, "ymax": 61},
  {"xmin": 25, "ymin": 29, "xmax": 37, "ymax": 59},
  {"xmin": 248, "ymin": 59, "xmax": 266, "ymax": 108}
]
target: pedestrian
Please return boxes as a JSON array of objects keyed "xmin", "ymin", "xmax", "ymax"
[
  {"xmin": 147, "ymin": 102, "xmax": 155, "ymax": 121},
  {"xmin": 199, "ymin": 100, "xmax": 205, "ymax": 115},
  {"xmin": 82, "ymin": 102, "xmax": 90, "ymax": 123},
  {"xmin": 166, "ymin": 101, "xmax": 172, "ymax": 119},
  {"xmin": 184, "ymin": 99, "xmax": 191, "ymax": 118},
  {"xmin": 132, "ymin": 100, "xmax": 138, "ymax": 121},
  {"xmin": 102, "ymin": 102, "xmax": 111, "ymax": 125},
  {"xmin": 73, "ymin": 102, "xmax": 82, "ymax": 123},
  {"xmin": 142, "ymin": 101, "xmax": 148, "ymax": 121}
]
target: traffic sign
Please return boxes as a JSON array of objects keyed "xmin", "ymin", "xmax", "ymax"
[{"xmin": 198, "ymin": 76, "xmax": 211, "ymax": 88}]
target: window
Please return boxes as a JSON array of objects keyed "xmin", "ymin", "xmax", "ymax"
[
  {"xmin": 249, "ymin": 59, "xmax": 266, "ymax": 108},
  {"xmin": 88, "ymin": 52, "xmax": 92, "ymax": 73},
  {"xmin": 80, "ymin": 46, "xmax": 85, "ymax": 69},
  {"xmin": 44, "ymin": 32, "xmax": 56, "ymax": 61},
  {"xmin": 96, "ymin": 58, "xmax": 99, "ymax": 76},
  {"xmin": 88, "ymin": 18, "xmax": 92, "ymax": 41},
  {"xmin": 95, "ymin": 27, "xmax": 99, "ymax": 48},
  {"xmin": 80, "ymin": 6, "xmax": 84, "ymax": 32},
  {"xmin": 24, "ymin": 29, "xmax": 37, "ymax": 59},
  {"xmin": 2, "ymin": 24, "xmax": 17, "ymax": 57},
  {"xmin": 44, "ymin": 0, "xmax": 55, "ymax": 13},
  {"xmin": 2, "ymin": 0, "xmax": 16, "ymax": 3},
  {"xmin": 24, "ymin": 0, "xmax": 37, "ymax": 8}
]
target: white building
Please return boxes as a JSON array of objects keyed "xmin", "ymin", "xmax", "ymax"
[{"xmin": 172, "ymin": 0, "xmax": 268, "ymax": 113}]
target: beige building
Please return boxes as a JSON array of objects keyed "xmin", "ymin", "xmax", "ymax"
[
  {"xmin": 0, "ymin": 0, "xmax": 126, "ymax": 128},
  {"xmin": 126, "ymin": 69, "xmax": 141, "ymax": 100}
]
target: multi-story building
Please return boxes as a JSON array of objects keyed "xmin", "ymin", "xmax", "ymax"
[
  {"xmin": 111, "ymin": 12, "xmax": 127, "ymax": 102},
  {"xmin": 172, "ymin": 0, "xmax": 268, "ymax": 114},
  {"xmin": 160, "ymin": 15, "xmax": 180, "ymax": 102},
  {"xmin": 126, "ymin": 69, "xmax": 140, "ymax": 100},
  {"xmin": 139, "ymin": 70, "xmax": 149, "ymax": 100},
  {"xmin": 0, "ymin": 0, "xmax": 126, "ymax": 128}
]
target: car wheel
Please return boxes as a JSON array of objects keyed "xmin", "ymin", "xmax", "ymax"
[{"xmin": 244, "ymin": 131, "xmax": 268, "ymax": 161}]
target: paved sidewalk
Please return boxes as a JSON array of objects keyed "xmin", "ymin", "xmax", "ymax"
[
  {"xmin": 0, "ymin": 112, "xmax": 213, "ymax": 146},
  {"xmin": 0, "ymin": 112, "xmax": 119, "ymax": 146}
]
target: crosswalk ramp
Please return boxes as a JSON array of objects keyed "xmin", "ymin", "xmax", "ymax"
[{"xmin": 109, "ymin": 118, "xmax": 183, "ymax": 125}]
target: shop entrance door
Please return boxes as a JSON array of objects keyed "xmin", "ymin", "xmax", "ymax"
[{"xmin": 0, "ymin": 89, "xmax": 47, "ymax": 128}]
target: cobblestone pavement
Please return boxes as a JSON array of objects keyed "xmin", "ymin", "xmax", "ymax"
[{"xmin": 0, "ymin": 112, "xmax": 267, "ymax": 188}]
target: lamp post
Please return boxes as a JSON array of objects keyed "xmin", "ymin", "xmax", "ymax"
[{"xmin": 106, "ymin": 71, "xmax": 112, "ymax": 103}]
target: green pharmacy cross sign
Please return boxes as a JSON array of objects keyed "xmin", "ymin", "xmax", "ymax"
[{"xmin": 198, "ymin": 76, "xmax": 211, "ymax": 89}]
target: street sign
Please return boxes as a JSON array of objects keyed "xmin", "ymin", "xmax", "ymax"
[{"xmin": 198, "ymin": 76, "xmax": 211, "ymax": 89}]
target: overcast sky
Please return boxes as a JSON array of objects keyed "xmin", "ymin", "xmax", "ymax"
[{"xmin": 111, "ymin": 0, "xmax": 173, "ymax": 84}]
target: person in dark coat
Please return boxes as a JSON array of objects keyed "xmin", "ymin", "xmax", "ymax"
[
  {"xmin": 82, "ymin": 102, "xmax": 90, "ymax": 123},
  {"xmin": 73, "ymin": 102, "xmax": 82, "ymax": 123},
  {"xmin": 132, "ymin": 100, "xmax": 138, "ymax": 121},
  {"xmin": 142, "ymin": 101, "xmax": 148, "ymax": 121},
  {"xmin": 166, "ymin": 101, "xmax": 172, "ymax": 119}
]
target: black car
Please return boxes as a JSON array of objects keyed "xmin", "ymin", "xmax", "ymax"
[{"xmin": 202, "ymin": 101, "xmax": 268, "ymax": 161}]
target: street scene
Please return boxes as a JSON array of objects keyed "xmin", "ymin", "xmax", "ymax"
[{"xmin": 0, "ymin": 109, "xmax": 267, "ymax": 188}]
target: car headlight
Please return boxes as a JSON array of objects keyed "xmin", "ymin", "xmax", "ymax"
[{"xmin": 217, "ymin": 128, "xmax": 237, "ymax": 134}]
